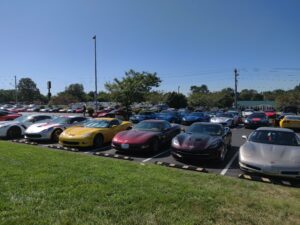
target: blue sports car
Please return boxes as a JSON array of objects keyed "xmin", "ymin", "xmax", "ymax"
[
  {"xmin": 181, "ymin": 112, "xmax": 210, "ymax": 125},
  {"xmin": 129, "ymin": 111, "xmax": 157, "ymax": 123},
  {"xmin": 155, "ymin": 110, "xmax": 181, "ymax": 123}
]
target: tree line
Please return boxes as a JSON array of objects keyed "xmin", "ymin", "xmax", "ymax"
[{"xmin": 1, "ymin": 70, "xmax": 299, "ymax": 110}]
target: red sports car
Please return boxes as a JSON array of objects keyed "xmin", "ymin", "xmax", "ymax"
[
  {"xmin": 112, "ymin": 120, "xmax": 181, "ymax": 153},
  {"xmin": 264, "ymin": 109, "xmax": 276, "ymax": 118},
  {"xmin": 0, "ymin": 110, "xmax": 21, "ymax": 121}
]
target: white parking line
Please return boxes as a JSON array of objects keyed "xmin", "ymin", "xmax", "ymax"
[
  {"xmin": 220, "ymin": 151, "xmax": 239, "ymax": 176},
  {"xmin": 142, "ymin": 150, "xmax": 170, "ymax": 163}
]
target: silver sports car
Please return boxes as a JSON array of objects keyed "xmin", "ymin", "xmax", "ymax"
[
  {"xmin": 25, "ymin": 116, "xmax": 88, "ymax": 142},
  {"xmin": 239, "ymin": 127, "xmax": 300, "ymax": 179},
  {"xmin": 210, "ymin": 112, "xmax": 237, "ymax": 127}
]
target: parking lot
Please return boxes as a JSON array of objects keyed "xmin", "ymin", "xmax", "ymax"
[{"xmin": 4, "ymin": 112, "xmax": 296, "ymax": 188}]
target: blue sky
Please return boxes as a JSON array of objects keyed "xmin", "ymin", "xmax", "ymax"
[{"xmin": 0, "ymin": 0, "xmax": 300, "ymax": 95}]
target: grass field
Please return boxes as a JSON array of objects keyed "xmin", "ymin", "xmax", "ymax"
[{"xmin": 0, "ymin": 141, "xmax": 299, "ymax": 225}]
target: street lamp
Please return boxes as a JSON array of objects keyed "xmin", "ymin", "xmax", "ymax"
[{"xmin": 93, "ymin": 35, "xmax": 98, "ymax": 111}]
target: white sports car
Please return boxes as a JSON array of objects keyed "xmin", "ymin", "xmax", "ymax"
[
  {"xmin": 0, "ymin": 114, "xmax": 54, "ymax": 139},
  {"xmin": 210, "ymin": 112, "xmax": 236, "ymax": 127},
  {"xmin": 25, "ymin": 116, "xmax": 88, "ymax": 142}
]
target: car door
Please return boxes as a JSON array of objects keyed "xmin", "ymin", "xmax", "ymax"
[
  {"xmin": 108, "ymin": 119, "xmax": 122, "ymax": 140},
  {"xmin": 161, "ymin": 121, "xmax": 176, "ymax": 143}
]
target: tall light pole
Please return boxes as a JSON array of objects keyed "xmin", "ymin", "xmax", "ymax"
[
  {"xmin": 234, "ymin": 68, "xmax": 239, "ymax": 110},
  {"xmin": 14, "ymin": 75, "xmax": 18, "ymax": 104},
  {"xmin": 93, "ymin": 35, "xmax": 98, "ymax": 110}
]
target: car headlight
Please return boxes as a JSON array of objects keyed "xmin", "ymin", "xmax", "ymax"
[
  {"xmin": 172, "ymin": 138, "xmax": 180, "ymax": 147},
  {"xmin": 182, "ymin": 117, "xmax": 186, "ymax": 121}
]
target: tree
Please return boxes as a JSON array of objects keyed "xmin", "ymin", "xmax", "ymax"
[
  {"xmin": 190, "ymin": 85, "xmax": 209, "ymax": 94},
  {"xmin": 164, "ymin": 92, "xmax": 187, "ymax": 109},
  {"xmin": 64, "ymin": 84, "xmax": 86, "ymax": 102},
  {"xmin": 145, "ymin": 91, "xmax": 165, "ymax": 104},
  {"xmin": 0, "ymin": 89, "xmax": 16, "ymax": 103},
  {"xmin": 17, "ymin": 78, "xmax": 41, "ymax": 102},
  {"xmin": 97, "ymin": 91, "xmax": 111, "ymax": 102},
  {"xmin": 49, "ymin": 92, "xmax": 78, "ymax": 105},
  {"xmin": 105, "ymin": 70, "xmax": 161, "ymax": 117}
]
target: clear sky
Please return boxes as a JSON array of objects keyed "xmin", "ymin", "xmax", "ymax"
[{"xmin": 0, "ymin": 0, "xmax": 300, "ymax": 95}]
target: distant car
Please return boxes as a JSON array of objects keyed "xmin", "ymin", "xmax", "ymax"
[
  {"xmin": 67, "ymin": 108, "xmax": 75, "ymax": 113},
  {"xmin": 210, "ymin": 112, "xmax": 236, "ymax": 127},
  {"xmin": 112, "ymin": 120, "xmax": 181, "ymax": 153},
  {"xmin": 155, "ymin": 110, "xmax": 181, "ymax": 123},
  {"xmin": 59, "ymin": 118, "xmax": 132, "ymax": 148},
  {"xmin": 239, "ymin": 127, "xmax": 300, "ymax": 179},
  {"xmin": 171, "ymin": 122, "xmax": 232, "ymax": 162},
  {"xmin": 181, "ymin": 112, "xmax": 210, "ymax": 125},
  {"xmin": 244, "ymin": 112, "xmax": 269, "ymax": 129},
  {"xmin": 59, "ymin": 108, "xmax": 68, "ymax": 113},
  {"xmin": 242, "ymin": 109, "xmax": 254, "ymax": 118},
  {"xmin": 264, "ymin": 109, "xmax": 276, "ymax": 118},
  {"xmin": 129, "ymin": 111, "xmax": 157, "ymax": 123},
  {"xmin": 75, "ymin": 108, "xmax": 84, "ymax": 113},
  {"xmin": 274, "ymin": 112, "xmax": 296, "ymax": 127},
  {"xmin": 227, "ymin": 110, "xmax": 243, "ymax": 124},
  {"xmin": 25, "ymin": 116, "xmax": 88, "ymax": 142},
  {"xmin": 279, "ymin": 115, "xmax": 300, "ymax": 130},
  {"xmin": 177, "ymin": 108, "xmax": 190, "ymax": 118},
  {"xmin": 0, "ymin": 110, "xmax": 21, "ymax": 121},
  {"xmin": 0, "ymin": 114, "xmax": 54, "ymax": 139}
]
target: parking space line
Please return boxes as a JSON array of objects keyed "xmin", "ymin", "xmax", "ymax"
[
  {"xmin": 142, "ymin": 150, "xmax": 170, "ymax": 163},
  {"xmin": 220, "ymin": 151, "xmax": 239, "ymax": 176}
]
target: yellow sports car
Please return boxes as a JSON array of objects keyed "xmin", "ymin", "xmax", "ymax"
[
  {"xmin": 59, "ymin": 118, "xmax": 132, "ymax": 148},
  {"xmin": 280, "ymin": 115, "xmax": 300, "ymax": 129}
]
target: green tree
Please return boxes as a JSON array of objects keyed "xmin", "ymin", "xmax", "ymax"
[
  {"xmin": 49, "ymin": 93, "xmax": 78, "ymax": 105},
  {"xmin": 97, "ymin": 91, "xmax": 111, "ymax": 102},
  {"xmin": 17, "ymin": 78, "xmax": 41, "ymax": 102},
  {"xmin": 164, "ymin": 92, "xmax": 187, "ymax": 109},
  {"xmin": 190, "ymin": 85, "xmax": 209, "ymax": 94},
  {"xmin": 145, "ymin": 91, "xmax": 165, "ymax": 104},
  {"xmin": 0, "ymin": 89, "xmax": 16, "ymax": 103},
  {"xmin": 105, "ymin": 70, "xmax": 161, "ymax": 117},
  {"xmin": 64, "ymin": 84, "xmax": 86, "ymax": 102}
]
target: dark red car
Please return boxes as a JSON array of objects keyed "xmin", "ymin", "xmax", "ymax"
[
  {"xmin": 0, "ymin": 110, "xmax": 22, "ymax": 121},
  {"xmin": 112, "ymin": 120, "xmax": 181, "ymax": 153}
]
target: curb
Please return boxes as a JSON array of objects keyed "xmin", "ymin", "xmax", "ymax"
[
  {"xmin": 154, "ymin": 161, "xmax": 208, "ymax": 173},
  {"xmin": 238, "ymin": 174, "xmax": 300, "ymax": 187},
  {"xmin": 93, "ymin": 152, "xmax": 133, "ymax": 161},
  {"xmin": 11, "ymin": 139, "xmax": 38, "ymax": 145},
  {"xmin": 47, "ymin": 145, "xmax": 79, "ymax": 152}
]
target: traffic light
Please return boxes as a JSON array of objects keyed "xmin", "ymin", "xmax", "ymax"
[{"xmin": 47, "ymin": 81, "xmax": 51, "ymax": 89}]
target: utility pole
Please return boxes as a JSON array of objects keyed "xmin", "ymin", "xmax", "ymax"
[
  {"xmin": 178, "ymin": 86, "xmax": 180, "ymax": 94},
  {"xmin": 234, "ymin": 69, "xmax": 239, "ymax": 110},
  {"xmin": 14, "ymin": 75, "xmax": 18, "ymax": 105},
  {"xmin": 93, "ymin": 35, "xmax": 98, "ymax": 111}
]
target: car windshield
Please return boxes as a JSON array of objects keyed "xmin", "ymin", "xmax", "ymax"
[
  {"xmin": 134, "ymin": 121, "xmax": 163, "ymax": 132},
  {"xmin": 14, "ymin": 115, "xmax": 30, "ymax": 123},
  {"xmin": 83, "ymin": 120, "xmax": 110, "ymax": 128},
  {"xmin": 286, "ymin": 116, "xmax": 300, "ymax": 120},
  {"xmin": 249, "ymin": 113, "xmax": 266, "ymax": 119},
  {"xmin": 216, "ymin": 113, "xmax": 233, "ymax": 118},
  {"xmin": 190, "ymin": 112, "xmax": 203, "ymax": 117},
  {"xmin": 50, "ymin": 117, "xmax": 70, "ymax": 124},
  {"xmin": 187, "ymin": 124, "xmax": 223, "ymax": 136},
  {"xmin": 249, "ymin": 130, "xmax": 300, "ymax": 146}
]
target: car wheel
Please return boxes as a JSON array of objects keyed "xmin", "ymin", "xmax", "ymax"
[
  {"xmin": 217, "ymin": 145, "xmax": 226, "ymax": 162},
  {"xmin": 51, "ymin": 129, "xmax": 63, "ymax": 142},
  {"xmin": 7, "ymin": 126, "xmax": 22, "ymax": 139},
  {"xmin": 151, "ymin": 138, "xmax": 159, "ymax": 153},
  {"xmin": 93, "ymin": 134, "xmax": 103, "ymax": 148}
]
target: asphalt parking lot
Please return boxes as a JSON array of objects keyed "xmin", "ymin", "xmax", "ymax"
[{"xmin": 7, "ymin": 112, "xmax": 300, "ymax": 187}]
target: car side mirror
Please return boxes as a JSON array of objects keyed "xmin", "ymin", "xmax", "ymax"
[{"xmin": 242, "ymin": 135, "xmax": 247, "ymax": 140}]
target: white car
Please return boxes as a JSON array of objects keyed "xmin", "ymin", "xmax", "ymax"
[
  {"xmin": 210, "ymin": 112, "xmax": 235, "ymax": 127},
  {"xmin": 242, "ymin": 109, "xmax": 254, "ymax": 118},
  {"xmin": 0, "ymin": 114, "xmax": 54, "ymax": 139},
  {"xmin": 25, "ymin": 116, "xmax": 88, "ymax": 142}
]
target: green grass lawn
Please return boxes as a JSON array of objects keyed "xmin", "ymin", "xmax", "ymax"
[{"xmin": 0, "ymin": 141, "xmax": 299, "ymax": 225}]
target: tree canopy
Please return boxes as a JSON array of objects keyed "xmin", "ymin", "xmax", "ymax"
[{"xmin": 17, "ymin": 78, "xmax": 42, "ymax": 102}]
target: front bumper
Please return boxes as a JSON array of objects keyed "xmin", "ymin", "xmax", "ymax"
[
  {"xmin": 59, "ymin": 136, "xmax": 93, "ymax": 147},
  {"xmin": 112, "ymin": 141, "xmax": 151, "ymax": 152},
  {"xmin": 239, "ymin": 162, "xmax": 300, "ymax": 179},
  {"xmin": 171, "ymin": 147, "xmax": 221, "ymax": 160},
  {"xmin": 25, "ymin": 132, "xmax": 52, "ymax": 141}
]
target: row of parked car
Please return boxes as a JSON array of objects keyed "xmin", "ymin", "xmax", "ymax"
[
  {"xmin": 0, "ymin": 113, "xmax": 299, "ymax": 179},
  {"xmin": 0, "ymin": 104, "xmax": 85, "ymax": 113}
]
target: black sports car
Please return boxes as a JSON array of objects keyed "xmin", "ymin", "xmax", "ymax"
[
  {"xmin": 171, "ymin": 122, "xmax": 232, "ymax": 162},
  {"xmin": 244, "ymin": 112, "xmax": 269, "ymax": 129}
]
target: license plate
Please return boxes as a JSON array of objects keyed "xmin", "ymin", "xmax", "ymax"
[{"xmin": 121, "ymin": 144, "xmax": 129, "ymax": 149}]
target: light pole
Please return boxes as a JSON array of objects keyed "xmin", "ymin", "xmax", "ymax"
[
  {"xmin": 93, "ymin": 35, "xmax": 98, "ymax": 111},
  {"xmin": 234, "ymin": 68, "xmax": 239, "ymax": 110}
]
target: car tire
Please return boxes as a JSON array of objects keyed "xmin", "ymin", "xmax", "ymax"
[
  {"xmin": 93, "ymin": 134, "xmax": 103, "ymax": 148},
  {"xmin": 7, "ymin": 126, "xmax": 22, "ymax": 139},
  {"xmin": 217, "ymin": 145, "xmax": 226, "ymax": 162},
  {"xmin": 51, "ymin": 129, "xmax": 63, "ymax": 142}
]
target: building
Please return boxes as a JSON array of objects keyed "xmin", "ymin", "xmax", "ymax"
[{"xmin": 237, "ymin": 101, "xmax": 275, "ymax": 111}]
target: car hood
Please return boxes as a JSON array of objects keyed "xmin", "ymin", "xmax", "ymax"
[
  {"xmin": 113, "ymin": 130, "xmax": 157, "ymax": 144},
  {"xmin": 156, "ymin": 114, "xmax": 172, "ymax": 118},
  {"xmin": 211, "ymin": 117, "xmax": 230, "ymax": 123},
  {"xmin": 26, "ymin": 122, "xmax": 62, "ymax": 133},
  {"xmin": 174, "ymin": 133, "xmax": 222, "ymax": 150},
  {"xmin": 62, "ymin": 127, "xmax": 100, "ymax": 137},
  {"xmin": 240, "ymin": 142, "xmax": 300, "ymax": 166}
]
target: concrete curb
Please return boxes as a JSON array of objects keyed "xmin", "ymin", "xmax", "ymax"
[
  {"xmin": 154, "ymin": 161, "xmax": 208, "ymax": 173},
  {"xmin": 93, "ymin": 152, "xmax": 133, "ymax": 161}
]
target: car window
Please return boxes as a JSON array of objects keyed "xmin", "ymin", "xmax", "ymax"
[
  {"xmin": 110, "ymin": 120, "xmax": 120, "ymax": 127},
  {"xmin": 162, "ymin": 121, "xmax": 171, "ymax": 130}
]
